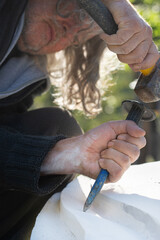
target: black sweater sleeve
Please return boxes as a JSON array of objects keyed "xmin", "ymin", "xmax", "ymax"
[{"xmin": 0, "ymin": 126, "xmax": 72, "ymax": 196}]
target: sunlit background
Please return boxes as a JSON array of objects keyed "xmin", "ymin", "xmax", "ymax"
[{"xmin": 31, "ymin": 0, "xmax": 160, "ymax": 164}]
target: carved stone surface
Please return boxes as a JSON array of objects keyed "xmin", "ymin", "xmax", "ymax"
[{"xmin": 31, "ymin": 162, "xmax": 160, "ymax": 240}]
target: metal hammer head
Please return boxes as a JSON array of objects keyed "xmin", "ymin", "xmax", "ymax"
[{"xmin": 134, "ymin": 58, "xmax": 160, "ymax": 103}]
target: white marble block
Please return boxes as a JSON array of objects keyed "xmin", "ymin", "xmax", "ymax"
[{"xmin": 31, "ymin": 162, "xmax": 160, "ymax": 240}]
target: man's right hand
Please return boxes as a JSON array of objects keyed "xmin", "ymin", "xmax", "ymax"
[{"xmin": 100, "ymin": 0, "xmax": 159, "ymax": 72}]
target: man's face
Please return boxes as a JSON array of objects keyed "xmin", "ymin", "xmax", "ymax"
[{"xmin": 17, "ymin": 0, "xmax": 101, "ymax": 55}]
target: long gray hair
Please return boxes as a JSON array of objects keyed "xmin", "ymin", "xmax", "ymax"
[{"xmin": 47, "ymin": 0, "xmax": 110, "ymax": 115}]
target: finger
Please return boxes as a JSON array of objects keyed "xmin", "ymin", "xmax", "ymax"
[
  {"xmin": 99, "ymin": 158, "xmax": 124, "ymax": 183},
  {"xmin": 100, "ymin": 27, "xmax": 134, "ymax": 46},
  {"xmin": 117, "ymin": 134, "xmax": 146, "ymax": 149},
  {"xmin": 117, "ymin": 39, "xmax": 151, "ymax": 65},
  {"xmin": 103, "ymin": 139, "xmax": 141, "ymax": 162},
  {"xmin": 109, "ymin": 120, "xmax": 146, "ymax": 138},
  {"xmin": 101, "ymin": 147, "xmax": 131, "ymax": 169},
  {"xmin": 100, "ymin": 15, "xmax": 151, "ymax": 46},
  {"xmin": 129, "ymin": 43, "xmax": 159, "ymax": 71},
  {"xmin": 107, "ymin": 30, "xmax": 151, "ymax": 55}
]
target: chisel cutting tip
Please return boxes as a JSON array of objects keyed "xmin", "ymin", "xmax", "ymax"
[
  {"xmin": 83, "ymin": 203, "xmax": 89, "ymax": 212},
  {"xmin": 83, "ymin": 169, "xmax": 109, "ymax": 212}
]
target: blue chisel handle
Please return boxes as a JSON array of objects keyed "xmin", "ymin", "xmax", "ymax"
[{"xmin": 85, "ymin": 169, "xmax": 109, "ymax": 206}]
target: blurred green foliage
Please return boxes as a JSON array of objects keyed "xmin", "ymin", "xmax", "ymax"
[
  {"xmin": 32, "ymin": 0, "xmax": 160, "ymax": 133},
  {"xmin": 131, "ymin": 0, "xmax": 160, "ymax": 48}
]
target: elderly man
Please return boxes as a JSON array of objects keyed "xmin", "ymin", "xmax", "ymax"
[{"xmin": 0, "ymin": 0, "xmax": 159, "ymax": 239}]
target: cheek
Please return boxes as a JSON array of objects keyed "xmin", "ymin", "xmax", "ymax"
[
  {"xmin": 40, "ymin": 37, "xmax": 72, "ymax": 54},
  {"xmin": 32, "ymin": 22, "xmax": 50, "ymax": 44},
  {"xmin": 19, "ymin": 21, "xmax": 51, "ymax": 51}
]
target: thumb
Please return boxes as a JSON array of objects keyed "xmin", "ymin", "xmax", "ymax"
[{"xmin": 108, "ymin": 120, "xmax": 146, "ymax": 137}]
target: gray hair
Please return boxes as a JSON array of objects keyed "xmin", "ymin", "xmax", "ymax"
[{"xmin": 47, "ymin": 0, "xmax": 108, "ymax": 115}]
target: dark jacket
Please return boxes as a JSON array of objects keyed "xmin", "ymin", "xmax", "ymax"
[
  {"xmin": 0, "ymin": 1, "xmax": 74, "ymax": 239},
  {"xmin": 0, "ymin": 0, "xmax": 27, "ymax": 63}
]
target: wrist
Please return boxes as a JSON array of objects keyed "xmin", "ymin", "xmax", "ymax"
[{"xmin": 40, "ymin": 135, "xmax": 83, "ymax": 175}]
